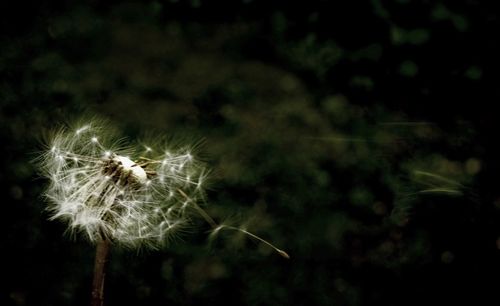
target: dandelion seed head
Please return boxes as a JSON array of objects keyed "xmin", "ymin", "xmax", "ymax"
[{"xmin": 38, "ymin": 119, "xmax": 208, "ymax": 249}]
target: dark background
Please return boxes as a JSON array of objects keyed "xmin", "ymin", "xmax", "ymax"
[{"xmin": 1, "ymin": 1, "xmax": 499, "ymax": 305}]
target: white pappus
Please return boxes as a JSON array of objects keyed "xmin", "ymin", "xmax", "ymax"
[{"xmin": 39, "ymin": 119, "xmax": 209, "ymax": 249}]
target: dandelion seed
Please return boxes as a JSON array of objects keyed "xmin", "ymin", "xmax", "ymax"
[{"xmin": 76, "ymin": 125, "xmax": 90, "ymax": 135}]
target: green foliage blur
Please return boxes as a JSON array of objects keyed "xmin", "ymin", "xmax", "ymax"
[{"xmin": 1, "ymin": 1, "xmax": 499, "ymax": 306}]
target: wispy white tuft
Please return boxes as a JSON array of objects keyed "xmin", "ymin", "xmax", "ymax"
[{"xmin": 38, "ymin": 119, "xmax": 207, "ymax": 249}]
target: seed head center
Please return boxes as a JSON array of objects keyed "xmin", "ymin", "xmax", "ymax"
[{"xmin": 106, "ymin": 155, "xmax": 148, "ymax": 186}]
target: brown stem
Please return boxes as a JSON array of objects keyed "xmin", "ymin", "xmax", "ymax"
[{"xmin": 90, "ymin": 238, "xmax": 111, "ymax": 306}]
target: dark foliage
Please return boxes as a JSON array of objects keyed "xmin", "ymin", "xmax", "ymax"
[{"xmin": 1, "ymin": 1, "xmax": 499, "ymax": 305}]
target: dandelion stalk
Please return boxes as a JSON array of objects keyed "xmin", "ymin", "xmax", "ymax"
[{"xmin": 90, "ymin": 238, "xmax": 110, "ymax": 306}]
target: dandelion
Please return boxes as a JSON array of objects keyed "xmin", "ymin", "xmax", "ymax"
[
  {"xmin": 41, "ymin": 120, "xmax": 199, "ymax": 249},
  {"xmin": 38, "ymin": 118, "xmax": 288, "ymax": 306}
]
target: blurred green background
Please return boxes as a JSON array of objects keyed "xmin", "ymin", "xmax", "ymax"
[{"xmin": 1, "ymin": 1, "xmax": 499, "ymax": 305}]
